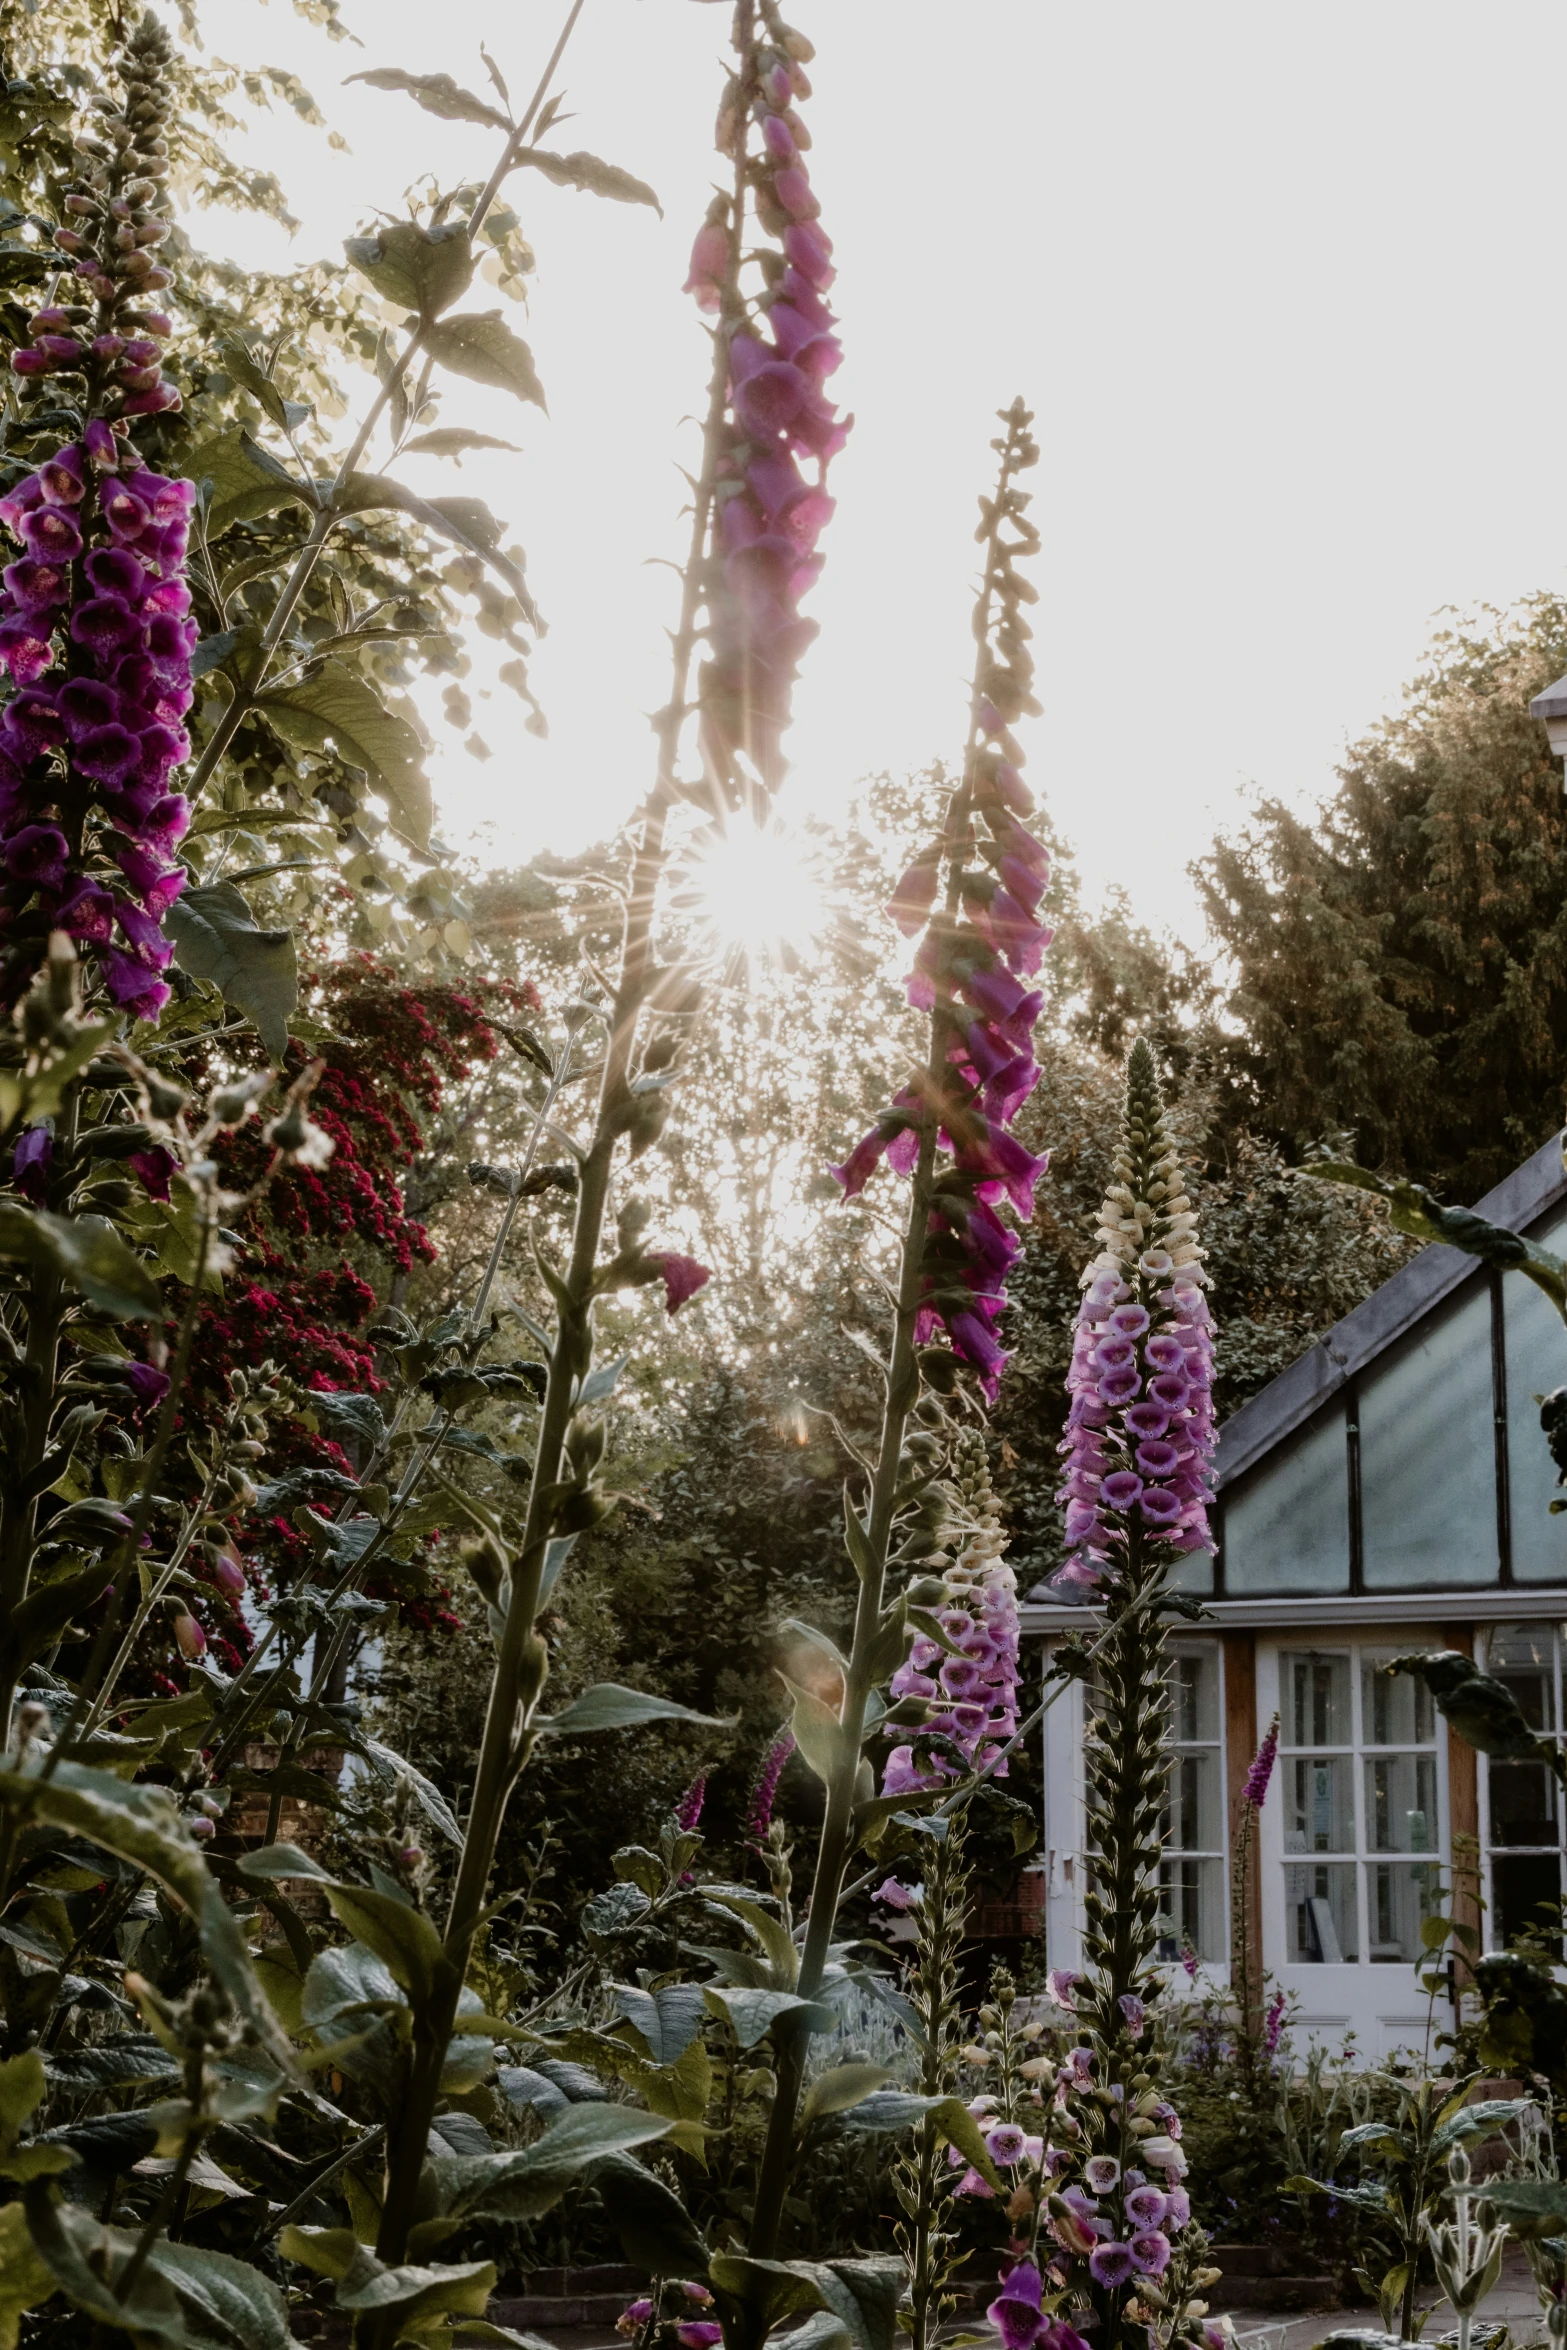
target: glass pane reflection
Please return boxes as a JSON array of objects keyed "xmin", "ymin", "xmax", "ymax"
[
  {"xmin": 1285, "ymin": 1863, "xmax": 1358, "ymax": 1962},
  {"xmin": 1284, "ymin": 1754, "xmax": 1355, "ymax": 1854},
  {"xmin": 1364, "ymin": 1754, "xmax": 1438, "ymax": 1853}
]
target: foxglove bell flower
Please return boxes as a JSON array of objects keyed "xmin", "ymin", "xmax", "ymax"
[
  {"xmin": 1244, "ymin": 1713, "xmax": 1279, "ymax": 1808},
  {"xmin": 1054, "ymin": 1038, "xmax": 1217, "ymax": 1589},
  {"xmin": 830, "ymin": 404, "xmax": 1048, "ymax": 1401},
  {"xmin": 885, "ymin": 1425, "xmax": 1020, "ymax": 1790},
  {"xmin": 692, "ymin": 10, "xmax": 846, "ymax": 800},
  {"xmin": 0, "ymin": 15, "xmax": 191, "ymax": 1014},
  {"xmin": 746, "ymin": 1726, "xmax": 795, "ymax": 1840}
]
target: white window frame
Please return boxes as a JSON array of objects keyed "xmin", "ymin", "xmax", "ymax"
[
  {"xmin": 1159, "ymin": 1638, "xmax": 1228, "ymax": 1970},
  {"xmin": 1042, "ymin": 1634, "xmax": 1229, "ymax": 1983},
  {"xmin": 1477, "ymin": 1620, "xmax": 1567, "ymax": 1954},
  {"xmin": 1264, "ymin": 1635, "xmax": 1448, "ymax": 1976}
]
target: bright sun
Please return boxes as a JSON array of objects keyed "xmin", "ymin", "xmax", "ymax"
[{"xmin": 680, "ymin": 819, "xmax": 823, "ymax": 962}]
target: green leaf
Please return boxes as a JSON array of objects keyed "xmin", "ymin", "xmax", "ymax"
[
  {"xmin": 43, "ymin": 2036, "xmax": 180, "ymax": 2093},
  {"xmin": 0, "ymin": 1559, "xmax": 114, "ymax": 1686},
  {"xmin": 702, "ymin": 1894, "xmax": 799, "ymax": 1984},
  {"xmin": 165, "ymin": 883, "xmax": 297, "ymax": 1065},
  {"xmin": 217, "ymin": 335, "xmax": 296, "ymax": 433},
  {"xmin": 708, "ymin": 2255, "xmax": 828, "ymax": 2347},
  {"xmin": 541, "ymin": 1683, "xmax": 721, "ymax": 1735},
  {"xmin": 1311, "ymin": 1162, "xmax": 1567, "ymax": 1320},
  {"xmin": 780, "ymin": 1673, "xmax": 847, "ymax": 1786},
  {"xmin": 612, "ymin": 1981, "xmax": 706, "ymax": 2065},
  {"xmin": 924, "ymin": 2095, "xmax": 1006, "ymax": 2192},
  {"xmin": 0, "ymin": 1759, "xmax": 290, "ymax": 2068},
  {"xmin": 592, "ymin": 2150, "xmax": 710, "ymax": 2276},
  {"xmin": 437, "ymin": 2104, "xmax": 671, "ymax": 2222},
  {"xmin": 343, "ymin": 219, "xmax": 475, "ymax": 319},
  {"xmin": 25, "ymin": 2189, "xmax": 291, "ymax": 2347},
  {"xmin": 424, "ymin": 310, "xmax": 546, "ymax": 410},
  {"xmin": 0, "ymin": 2049, "xmax": 44, "ymax": 2140},
  {"xmin": 0, "ymin": 2200, "xmax": 54, "ymax": 2350},
  {"xmin": 361, "ymin": 1737, "xmax": 463, "ymax": 1845},
  {"xmin": 799, "ymin": 2260, "xmax": 903, "ymax": 2350},
  {"xmin": 0, "ymin": 1204, "xmax": 160, "ymax": 1321},
  {"xmin": 237, "ymin": 1842, "xmax": 335, "ymax": 1883},
  {"xmin": 403, "ymin": 428, "xmax": 521, "ymax": 460},
  {"xmin": 701, "ymin": 1986, "xmax": 830, "ymax": 2051},
  {"xmin": 258, "ymin": 659, "xmax": 431, "ymax": 850},
  {"xmin": 322, "ymin": 1889, "xmax": 453, "ymax": 2013},
  {"xmin": 334, "ymin": 2253, "xmax": 496, "ymax": 2325},
  {"xmin": 334, "ymin": 474, "xmax": 533, "ymax": 617},
  {"xmin": 347, "ymin": 67, "xmax": 509, "ymax": 129},
  {"xmin": 801, "ymin": 2063, "xmax": 892, "ymax": 2125},
  {"xmin": 514, "ymin": 146, "xmax": 662, "ymax": 214},
  {"xmin": 190, "ymin": 424, "xmax": 308, "ymax": 535}
]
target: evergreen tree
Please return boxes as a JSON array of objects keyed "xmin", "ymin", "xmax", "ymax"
[{"xmin": 1198, "ymin": 595, "xmax": 1567, "ymax": 1200}]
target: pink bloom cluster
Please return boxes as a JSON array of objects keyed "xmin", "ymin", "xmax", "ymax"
[
  {"xmin": 689, "ymin": 19, "xmax": 847, "ymax": 797},
  {"xmin": 0, "ymin": 429, "xmax": 194, "ymax": 1015},
  {"xmin": 746, "ymin": 1726, "xmax": 795, "ymax": 1841},
  {"xmin": 1055, "ymin": 1042, "xmax": 1216, "ymax": 1588},
  {"xmin": 883, "ymin": 1429, "xmax": 1020, "ymax": 1794},
  {"xmin": 832, "ymin": 705, "xmax": 1050, "ymax": 1401},
  {"xmin": 987, "ymin": 2260, "xmax": 1089, "ymax": 2350},
  {"xmin": 1244, "ymin": 1713, "xmax": 1279, "ymax": 1808},
  {"xmin": 831, "ymin": 402, "xmax": 1047, "ymax": 1402}
]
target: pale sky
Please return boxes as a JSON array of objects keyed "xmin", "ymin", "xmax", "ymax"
[{"xmin": 194, "ymin": 0, "xmax": 1567, "ymax": 947}]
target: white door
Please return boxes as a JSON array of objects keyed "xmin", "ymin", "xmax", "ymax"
[{"xmin": 1258, "ymin": 1634, "xmax": 1449, "ymax": 2061}]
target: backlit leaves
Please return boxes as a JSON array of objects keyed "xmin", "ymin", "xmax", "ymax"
[{"xmin": 424, "ymin": 311, "xmax": 547, "ymax": 411}]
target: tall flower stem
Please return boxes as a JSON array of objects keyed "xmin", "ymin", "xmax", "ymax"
[
  {"xmin": 365, "ymin": 14, "xmax": 771, "ymax": 2303},
  {"xmin": 894, "ymin": 1816, "xmax": 970, "ymax": 2350},
  {"xmin": 747, "ymin": 1117, "xmax": 939, "ymax": 2263}
]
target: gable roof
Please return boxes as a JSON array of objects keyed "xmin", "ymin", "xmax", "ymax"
[{"xmin": 1215, "ymin": 1131, "xmax": 1567, "ymax": 1490}]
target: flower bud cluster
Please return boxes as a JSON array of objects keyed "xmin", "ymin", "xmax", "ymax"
[
  {"xmin": 1055, "ymin": 1038, "xmax": 1216, "ymax": 1589},
  {"xmin": 883, "ymin": 1428, "xmax": 1021, "ymax": 1792},
  {"xmin": 0, "ymin": 16, "xmax": 193, "ymax": 1015},
  {"xmin": 831, "ymin": 404, "xmax": 1048, "ymax": 1402},
  {"xmin": 687, "ymin": 4, "xmax": 846, "ymax": 800},
  {"xmin": 15, "ymin": 12, "xmax": 181, "ymax": 419}
]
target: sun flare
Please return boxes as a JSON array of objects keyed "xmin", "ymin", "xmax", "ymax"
[{"xmin": 680, "ymin": 819, "xmax": 824, "ymax": 962}]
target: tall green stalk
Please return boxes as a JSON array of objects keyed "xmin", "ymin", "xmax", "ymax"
[{"xmin": 893, "ymin": 1814, "xmax": 971, "ymax": 2350}]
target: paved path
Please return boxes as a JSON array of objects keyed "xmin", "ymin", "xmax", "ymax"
[{"xmin": 1223, "ymin": 2245, "xmax": 1544, "ymax": 2350}]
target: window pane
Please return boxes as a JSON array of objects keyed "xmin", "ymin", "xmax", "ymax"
[
  {"xmin": 1359, "ymin": 1279, "xmax": 1499, "ymax": 1589},
  {"xmin": 1488, "ymin": 1624, "xmax": 1557, "ymax": 1730},
  {"xmin": 1285, "ymin": 1863, "xmax": 1359, "ymax": 1962},
  {"xmin": 1166, "ymin": 1648, "xmax": 1219, "ymax": 1744},
  {"xmin": 1284, "ymin": 1754, "xmax": 1355, "ymax": 1853},
  {"xmin": 1364, "ymin": 1754, "xmax": 1438, "ymax": 1853},
  {"xmin": 1164, "ymin": 1751, "xmax": 1222, "ymax": 1851},
  {"xmin": 1282, "ymin": 1650, "xmax": 1352, "ymax": 1748},
  {"xmin": 1225, "ymin": 1407, "xmax": 1350, "ymax": 1594},
  {"xmin": 1362, "ymin": 1656, "xmax": 1434, "ymax": 1747},
  {"xmin": 1488, "ymin": 1759, "xmax": 1558, "ymax": 1848},
  {"xmin": 1367, "ymin": 1861, "xmax": 1441, "ymax": 1962},
  {"xmin": 1160, "ymin": 1858, "xmax": 1224, "ymax": 1964},
  {"xmin": 1503, "ymin": 1209, "xmax": 1567, "ymax": 1582},
  {"xmin": 1492, "ymin": 1852, "xmax": 1563, "ymax": 1950}
]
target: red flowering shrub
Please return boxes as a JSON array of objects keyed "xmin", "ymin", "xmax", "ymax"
[{"xmin": 173, "ymin": 954, "xmax": 542, "ymax": 1658}]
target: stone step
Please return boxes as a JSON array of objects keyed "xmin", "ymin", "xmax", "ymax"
[{"xmin": 1219, "ymin": 2278, "xmax": 1337, "ymax": 2312}]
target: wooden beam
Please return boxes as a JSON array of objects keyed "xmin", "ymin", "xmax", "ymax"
[
  {"xmin": 1440, "ymin": 1623, "xmax": 1481, "ymax": 1991},
  {"xmin": 1223, "ymin": 1631, "xmax": 1261, "ymax": 2012}
]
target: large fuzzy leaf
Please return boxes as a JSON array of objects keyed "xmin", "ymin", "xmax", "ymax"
[
  {"xmin": 258, "ymin": 660, "xmax": 431, "ymax": 849},
  {"xmin": 334, "ymin": 473, "xmax": 533, "ymax": 616},
  {"xmin": 165, "ymin": 883, "xmax": 297, "ymax": 1065},
  {"xmin": 348, "ymin": 68, "xmax": 508, "ymax": 129},
  {"xmin": 0, "ymin": 1759, "xmax": 289, "ymax": 2068},
  {"xmin": 514, "ymin": 146, "xmax": 661, "ymax": 213},
  {"xmin": 424, "ymin": 311, "xmax": 546, "ymax": 410},
  {"xmin": 189, "ymin": 425, "xmax": 307, "ymax": 535},
  {"xmin": 0, "ymin": 1204, "xmax": 160, "ymax": 1321},
  {"xmin": 342, "ymin": 219, "xmax": 474, "ymax": 318}
]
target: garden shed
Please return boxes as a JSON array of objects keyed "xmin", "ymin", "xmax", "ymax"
[{"xmin": 1024, "ymin": 1133, "xmax": 1567, "ymax": 2057}]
